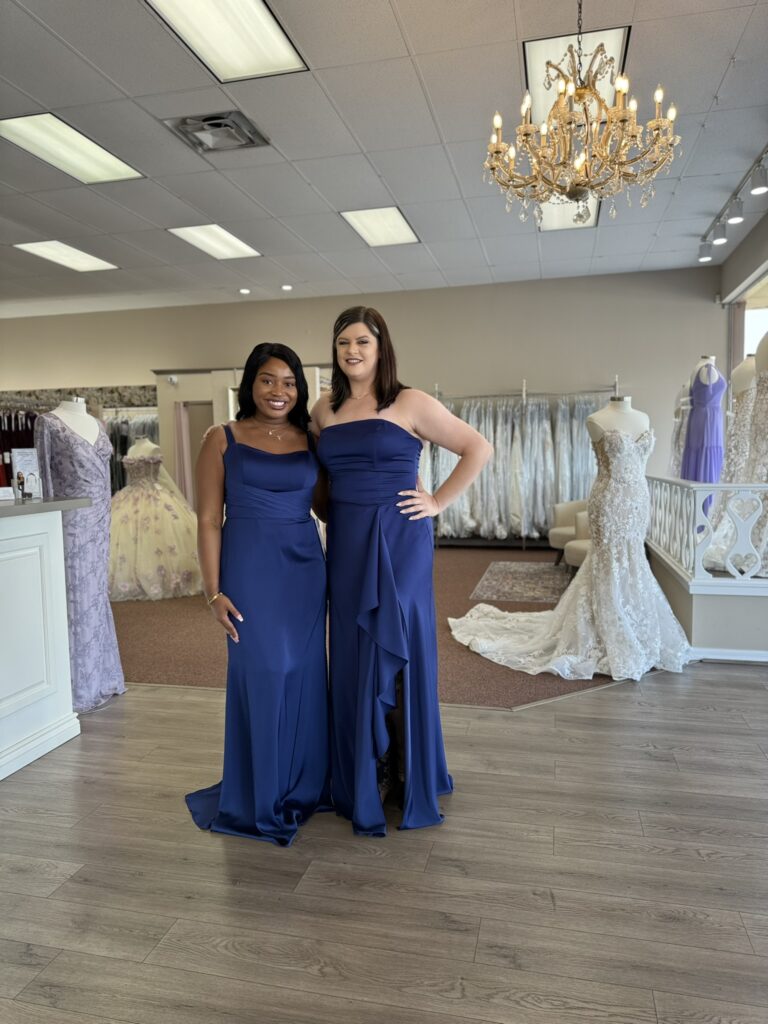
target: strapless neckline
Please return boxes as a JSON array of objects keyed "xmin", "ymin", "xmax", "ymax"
[{"xmin": 320, "ymin": 419, "xmax": 421, "ymax": 443}]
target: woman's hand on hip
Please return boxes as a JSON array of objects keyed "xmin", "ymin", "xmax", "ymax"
[
  {"xmin": 397, "ymin": 488, "xmax": 440, "ymax": 521},
  {"xmin": 209, "ymin": 593, "xmax": 244, "ymax": 642}
]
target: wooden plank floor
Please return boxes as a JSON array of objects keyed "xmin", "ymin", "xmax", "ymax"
[{"xmin": 2, "ymin": 662, "xmax": 768, "ymax": 1024}]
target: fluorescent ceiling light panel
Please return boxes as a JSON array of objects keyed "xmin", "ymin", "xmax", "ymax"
[
  {"xmin": 0, "ymin": 113, "xmax": 141, "ymax": 183},
  {"xmin": 145, "ymin": 0, "xmax": 304, "ymax": 81},
  {"xmin": 524, "ymin": 28, "xmax": 628, "ymax": 124},
  {"xmin": 538, "ymin": 197, "xmax": 599, "ymax": 231},
  {"xmin": 14, "ymin": 241, "xmax": 118, "ymax": 272},
  {"xmin": 341, "ymin": 208, "xmax": 418, "ymax": 247},
  {"xmin": 168, "ymin": 224, "xmax": 261, "ymax": 259}
]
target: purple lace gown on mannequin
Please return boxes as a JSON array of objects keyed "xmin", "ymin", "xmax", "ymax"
[
  {"xmin": 680, "ymin": 366, "xmax": 727, "ymax": 489},
  {"xmin": 35, "ymin": 414, "xmax": 125, "ymax": 713}
]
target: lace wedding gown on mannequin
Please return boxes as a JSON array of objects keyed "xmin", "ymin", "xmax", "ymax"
[{"xmin": 449, "ymin": 429, "xmax": 691, "ymax": 681}]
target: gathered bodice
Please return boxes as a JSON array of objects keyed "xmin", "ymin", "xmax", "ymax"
[
  {"xmin": 691, "ymin": 370, "xmax": 727, "ymax": 409},
  {"xmin": 123, "ymin": 455, "xmax": 162, "ymax": 485},
  {"xmin": 317, "ymin": 419, "xmax": 422, "ymax": 505},
  {"xmin": 588, "ymin": 429, "xmax": 654, "ymax": 547},
  {"xmin": 35, "ymin": 412, "xmax": 112, "ymax": 506},
  {"xmin": 222, "ymin": 425, "xmax": 317, "ymax": 523}
]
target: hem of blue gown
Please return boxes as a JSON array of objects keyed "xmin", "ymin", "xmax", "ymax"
[
  {"xmin": 185, "ymin": 787, "xmax": 332, "ymax": 848},
  {"xmin": 75, "ymin": 685, "xmax": 125, "ymax": 715}
]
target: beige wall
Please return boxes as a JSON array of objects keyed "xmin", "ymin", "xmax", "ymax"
[
  {"xmin": 721, "ymin": 213, "xmax": 768, "ymax": 304},
  {"xmin": 0, "ymin": 267, "xmax": 725, "ymax": 475}
]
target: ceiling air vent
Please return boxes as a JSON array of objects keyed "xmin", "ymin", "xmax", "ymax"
[{"xmin": 163, "ymin": 111, "xmax": 269, "ymax": 153}]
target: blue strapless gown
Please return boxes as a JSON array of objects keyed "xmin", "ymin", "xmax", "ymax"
[
  {"xmin": 317, "ymin": 419, "xmax": 453, "ymax": 836},
  {"xmin": 185, "ymin": 425, "xmax": 330, "ymax": 847}
]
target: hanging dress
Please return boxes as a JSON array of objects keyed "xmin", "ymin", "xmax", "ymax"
[{"xmin": 680, "ymin": 367, "xmax": 726, "ymax": 486}]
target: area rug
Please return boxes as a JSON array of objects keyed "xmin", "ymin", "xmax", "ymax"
[
  {"xmin": 113, "ymin": 548, "xmax": 613, "ymax": 710},
  {"xmin": 470, "ymin": 560, "xmax": 571, "ymax": 603}
]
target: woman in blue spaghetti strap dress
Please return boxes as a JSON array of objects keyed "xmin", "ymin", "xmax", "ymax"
[
  {"xmin": 185, "ymin": 344, "xmax": 330, "ymax": 847},
  {"xmin": 313, "ymin": 307, "xmax": 493, "ymax": 836}
]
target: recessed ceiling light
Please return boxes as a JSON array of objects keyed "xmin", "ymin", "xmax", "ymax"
[
  {"xmin": 712, "ymin": 220, "xmax": 728, "ymax": 246},
  {"xmin": 145, "ymin": 0, "xmax": 305, "ymax": 82},
  {"xmin": 0, "ymin": 113, "xmax": 141, "ymax": 183},
  {"xmin": 697, "ymin": 242, "xmax": 713, "ymax": 263},
  {"xmin": 238, "ymin": 287, "xmax": 251, "ymax": 295},
  {"xmin": 13, "ymin": 240, "xmax": 118, "ymax": 272},
  {"xmin": 341, "ymin": 207, "xmax": 418, "ymax": 247},
  {"xmin": 281, "ymin": 284, "xmax": 293, "ymax": 291},
  {"xmin": 168, "ymin": 224, "xmax": 261, "ymax": 259}
]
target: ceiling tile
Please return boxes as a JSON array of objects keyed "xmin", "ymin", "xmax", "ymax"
[
  {"xmin": 228, "ymin": 72, "xmax": 359, "ymax": 160},
  {"xmin": 593, "ymin": 222, "xmax": 659, "ymax": 256},
  {"xmin": 0, "ymin": 0, "xmax": 123, "ymax": 107},
  {"xmin": 349, "ymin": 273, "xmax": 404, "ymax": 293},
  {"xmin": 625, "ymin": 8, "xmax": 753, "ymax": 116},
  {"xmin": 155, "ymin": 172, "xmax": 270, "ymax": 222},
  {"xmin": 369, "ymin": 146, "xmax": 460, "ymax": 204},
  {"xmin": 0, "ymin": 139, "xmax": 82, "ymax": 192},
  {"xmin": 294, "ymin": 154, "xmax": 392, "ymax": 210},
  {"xmin": 663, "ymin": 173, "xmax": 740, "ymax": 222},
  {"xmin": 32, "ymin": 186, "xmax": 156, "ymax": 232},
  {"xmin": 540, "ymin": 259, "xmax": 594, "ymax": 278},
  {"xmin": 641, "ymin": 252, "xmax": 700, "ymax": 270},
  {"xmin": 56, "ymin": 233, "xmax": 165, "ymax": 269},
  {"xmin": 685, "ymin": 107, "xmax": 768, "ymax": 176},
  {"xmin": 538, "ymin": 229, "xmax": 597, "ymax": 260},
  {"xmin": 135, "ymin": 87, "xmax": 234, "ymax": 120},
  {"xmin": 375, "ymin": 243, "xmax": 438, "ymax": 273},
  {"xmin": 396, "ymin": 270, "xmax": 447, "ymax": 290},
  {"xmin": 112, "ymin": 228, "xmax": 215, "ymax": 264},
  {"xmin": 395, "ymin": 0, "xmax": 518, "ymax": 53},
  {"xmin": 446, "ymin": 138, "xmax": 498, "ymax": 199},
  {"xmin": 425, "ymin": 238, "xmax": 488, "ymax": 269},
  {"xmin": 402, "ymin": 199, "xmax": 477, "ymax": 242},
  {"xmin": 490, "ymin": 263, "xmax": 538, "ymax": 282},
  {"xmin": 304, "ymin": 279, "xmax": 360, "ymax": 296},
  {"xmin": 590, "ymin": 254, "xmax": 647, "ymax": 275},
  {"xmin": 268, "ymin": 0, "xmax": 408, "ymax": 67},
  {"xmin": 515, "ymin": 0, "xmax": 636, "ymax": 41},
  {"xmin": 466, "ymin": 195, "xmax": 539, "ymax": 237},
  {"xmin": 201, "ymin": 145, "xmax": 286, "ymax": 170},
  {"xmin": 0, "ymin": 193, "xmax": 101, "ymax": 240},
  {"xmin": 417, "ymin": 41, "xmax": 521, "ymax": 143},
  {"xmin": 223, "ymin": 162, "xmax": 330, "ymax": 217},
  {"xmin": 219, "ymin": 218, "xmax": 312, "ymax": 257},
  {"xmin": 635, "ymin": 0, "xmax": 757, "ymax": 20},
  {"xmin": 229, "ymin": 256, "xmax": 299, "ymax": 286},
  {"xmin": 280, "ymin": 212, "xmax": 364, "ymax": 251},
  {"xmin": 442, "ymin": 267, "xmax": 493, "ymax": 286},
  {"xmin": 317, "ymin": 58, "xmax": 439, "ymax": 150},
  {"xmin": 482, "ymin": 233, "xmax": 539, "ymax": 264},
  {"xmin": 0, "ymin": 77, "xmax": 43, "ymax": 118},
  {"xmin": 61, "ymin": 100, "xmax": 207, "ymax": 177},
  {"xmin": 323, "ymin": 248, "xmax": 387, "ymax": 276},
  {"xmin": 273, "ymin": 252, "xmax": 345, "ymax": 281},
  {"xmin": 17, "ymin": 0, "xmax": 213, "ymax": 96},
  {"xmin": 713, "ymin": 4, "xmax": 768, "ymax": 110},
  {"xmin": 601, "ymin": 179, "xmax": 677, "ymax": 225},
  {"xmin": 94, "ymin": 179, "xmax": 208, "ymax": 227}
]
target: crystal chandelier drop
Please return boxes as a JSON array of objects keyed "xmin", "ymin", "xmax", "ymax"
[{"xmin": 484, "ymin": 0, "xmax": 681, "ymax": 225}]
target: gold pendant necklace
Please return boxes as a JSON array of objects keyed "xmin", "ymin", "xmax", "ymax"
[
  {"xmin": 254, "ymin": 419, "xmax": 288, "ymax": 441},
  {"xmin": 349, "ymin": 389, "xmax": 374, "ymax": 401}
]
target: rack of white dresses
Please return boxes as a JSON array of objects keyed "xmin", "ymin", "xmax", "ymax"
[{"xmin": 426, "ymin": 386, "xmax": 615, "ymax": 544}]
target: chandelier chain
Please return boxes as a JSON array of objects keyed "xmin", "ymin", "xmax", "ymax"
[{"xmin": 576, "ymin": 0, "xmax": 583, "ymax": 84}]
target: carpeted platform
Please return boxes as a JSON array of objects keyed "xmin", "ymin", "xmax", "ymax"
[{"xmin": 112, "ymin": 547, "xmax": 612, "ymax": 710}]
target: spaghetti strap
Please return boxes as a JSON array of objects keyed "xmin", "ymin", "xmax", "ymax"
[{"xmin": 223, "ymin": 423, "xmax": 235, "ymax": 446}]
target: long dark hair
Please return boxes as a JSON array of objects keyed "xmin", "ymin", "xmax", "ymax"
[
  {"xmin": 237, "ymin": 342, "xmax": 310, "ymax": 432},
  {"xmin": 330, "ymin": 306, "xmax": 406, "ymax": 412}
]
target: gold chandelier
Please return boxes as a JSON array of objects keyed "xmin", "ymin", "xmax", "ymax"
[{"xmin": 484, "ymin": 0, "xmax": 680, "ymax": 225}]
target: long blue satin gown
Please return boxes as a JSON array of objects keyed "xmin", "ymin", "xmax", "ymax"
[
  {"xmin": 185, "ymin": 425, "xmax": 330, "ymax": 846},
  {"xmin": 317, "ymin": 418, "xmax": 453, "ymax": 836}
]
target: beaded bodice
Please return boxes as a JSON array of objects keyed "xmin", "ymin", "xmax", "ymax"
[
  {"xmin": 587, "ymin": 429, "xmax": 653, "ymax": 549},
  {"xmin": 123, "ymin": 455, "xmax": 162, "ymax": 485}
]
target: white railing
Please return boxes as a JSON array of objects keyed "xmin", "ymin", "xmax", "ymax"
[{"xmin": 647, "ymin": 476, "xmax": 768, "ymax": 590}]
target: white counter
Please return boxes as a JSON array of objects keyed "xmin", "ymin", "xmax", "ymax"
[{"xmin": 0, "ymin": 498, "xmax": 87, "ymax": 779}]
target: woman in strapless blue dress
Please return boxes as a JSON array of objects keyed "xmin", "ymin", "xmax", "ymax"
[
  {"xmin": 186, "ymin": 344, "xmax": 330, "ymax": 847},
  {"xmin": 313, "ymin": 307, "xmax": 492, "ymax": 836}
]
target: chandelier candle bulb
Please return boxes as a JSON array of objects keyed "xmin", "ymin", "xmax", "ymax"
[
  {"xmin": 667, "ymin": 104, "xmax": 677, "ymax": 121},
  {"xmin": 629, "ymin": 97, "xmax": 637, "ymax": 113}
]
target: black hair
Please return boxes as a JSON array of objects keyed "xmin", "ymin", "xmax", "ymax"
[
  {"xmin": 330, "ymin": 306, "xmax": 406, "ymax": 412},
  {"xmin": 237, "ymin": 343, "xmax": 310, "ymax": 432}
]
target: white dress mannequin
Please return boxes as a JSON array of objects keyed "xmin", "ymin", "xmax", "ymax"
[
  {"xmin": 587, "ymin": 396, "xmax": 650, "ymax": 442},
  {"xmin": 51, "ymin": 397, "xmax": 100, "ymax": 445},
  {"xmin": 756, "ymin": 332, "xmax": 768, "ymax": 375},
  {"xmin": 731, "ymin": 355, "xmax": 756, "ymax": 396}
]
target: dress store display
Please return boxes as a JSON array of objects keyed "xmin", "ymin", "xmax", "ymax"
[
  {"xmin": 317, "ymin": 418, "xmax": 452, "ymax": 836},
  {"xmin": 668, "ymin": 384, "xmax": 692, "ymax": 478},
  {"xmin": 680, "ymin": 365, "xmax": 726, "ymax": 486},
  {"xmin": 744, "ymin": 366, "xmax": 768, "ymax": 576},
  {"xmin": 34, "ymin": 412, "xmax": 125, "ymax": 713},
  {"xmin": 109, "ymin": 438, "xmax": 202, "ymax": 601},
  {"xmin": 449, "ymin": 427, "xmax": 692, "ymax": 681},
  {"xmin": 185, "ymin": 425, "xmax": 330, "ymax": 846}
]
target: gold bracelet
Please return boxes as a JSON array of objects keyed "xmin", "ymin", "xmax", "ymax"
[{"xmin": 207, "ymin": 591, "xmax": 223, "ymax": 605}]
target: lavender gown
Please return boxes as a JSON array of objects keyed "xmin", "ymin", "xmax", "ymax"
[
  {"xmin": 680, "ymin": 367, "xmax": 727, "ymax": 487},
  {"xmin": 35, "ymin": 414, "xmax": 125, "ymax": 713}
]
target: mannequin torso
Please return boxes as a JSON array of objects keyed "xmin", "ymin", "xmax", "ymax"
[
  {"xmin": 51, "ymin": 398, "xmax": 100, "ymax": 444},
  {"xmin": 731, "ymin": 355, "xmax": 756, "ymax": 396},
  {"xmin": 691, "ymin": 355, "xmax": 721, "ymax": 387},
  {"xmin": 755, "ymin": 332, "xmax": 768, "ymax": 375},
  {"xmin": 587, "ymin": 397, "xmax": 650, "ymax": 441},
  {"xmin": 126, "ymin": 436, "xmax": 160, "ymax": 459}
]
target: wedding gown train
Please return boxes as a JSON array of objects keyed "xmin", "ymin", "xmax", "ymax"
[{"xmin": 449, "ymin": 429, "xmax": 692, "ymax": 682}]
